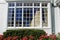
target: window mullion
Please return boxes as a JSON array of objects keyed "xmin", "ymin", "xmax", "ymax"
[
  {"xmin": 33, "ymin": 3, "xmax": 34, "ymax": 27},
  {"xmin": 14, "ymin": 2, "xmax": 16, "ymax": 28},
  {"xmin": 22, "ymin": 3, "xmax": 23, "ymax": 27},
  {"xmin": 40, "ymin": 3, "xmax": 42, "ymax": 28},
  {"xmin": 47, "ymin": 3, "xmax": 51, "ymax": 28}
]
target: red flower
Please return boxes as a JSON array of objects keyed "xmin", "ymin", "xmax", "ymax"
[
  {"xmin": 39, "ymin": 35, "xmax": 44, "ymax": 38},
  {"xmin": 39, "ymin": 35, "xmax": 49, "ymax": 40},
  {"xmin": 3, "ymin": 38, "xmax": 7, "ymax": 40},
  {"xmin": 29, "ymin": 35, "xmax": 34, "ymax": 39},
  {"xmin": 49, "ymin": 34, "xmax": 56, "ymax": 40},
  {"xmin": 22, "ymin": 36, "xmax": 28, "ymax": 40},
  {"xmin": 12, "ymin": 36, "xmax": 19, "ymax": 40},
  {"xmin": 0, "ymin": 35, "xmax": 4, "ymax": 40},
  {"xmin": 39, "ymin": 38, "xmax": 43, "ymax": 40},
  {"xmin": 7, "ymin": 36, "xmax": 12, "ymax": 40}
]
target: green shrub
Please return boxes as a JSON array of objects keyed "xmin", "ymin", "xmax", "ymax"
[{"xmin": 3, "ymin": 29, "xmax": 46, "ymax": 39}]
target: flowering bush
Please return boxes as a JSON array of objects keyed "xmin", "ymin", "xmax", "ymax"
[
  {"xmin": 29, "ymin": 35, "xmax": 34, "ymax": 40},
  {"xmin": 39, "ymin": 34, "xmax": 56, "ymax": 40},
  {"xmin": 1, "ymin": 29, "xmax": 59, "ymax": 40},
  {"xmin": 3, "ymin": 29, "xmax": 46, "ymax": 38},
  {"xmin": 6, "ymin": 36, "xmax": 12, "ymax": 40},
  {"xmin": 21, "ymin": 36, "xmax": 28, "ymax": 40},
  {"xmin": 0, "ymin": 35, "xmax": 4, "ymax": 40},
  {"xmin": 49, "ymin": 34, "xmax": 56, "ymax": 40},
  {"xmin": 12, "ymin": 36, "xmax": 19, "ymax": 40},
  {"xmin": 0, "ymin": 34, "xmax": 57, "ymax": 40}
]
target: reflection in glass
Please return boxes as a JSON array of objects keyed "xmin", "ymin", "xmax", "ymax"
[
  {"xmin": 42, "ymin": 8, "xmax": 48, "ymax": 26},
  {"xmin": 16, "ymin": 8, "xmax": 22, "ymax": 27},
  {"xmin": 23, "ymin": 8, "xmax": 33, "ymax": 27},
  {"xmin": 30, "ymin": 8, "xmax": 40, "ymax": 27}
]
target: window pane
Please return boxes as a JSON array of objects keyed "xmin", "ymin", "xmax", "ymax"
[
  {"xmin": 8, "ymin": 2, "xmax": 48, "ymax": 27},
  {"xmin": 24, "ymin": 3, "xmax": 32, "ymax": 6},
  {"xmin": 42, "ymin": 8, "xmax": 48, "ymax": 26},
  {"xmin": 33, "ymin": 8, "xmax": 40, "ymax": 27},
  {"xmin": 8, "ymin": 18, "xmax": 14, "ymax": 27},
  {"xmin": 34, "ymin": 3, "xmax": 40, "ymax": 6},
  {"xmin": 16, "ymin": 3, "xmax": 22, "ymax": 6},
  {"xmin": 8, "ymin": 8, "xmax": 14, "ymax": 27},
  {"xmin": 16, "ymin": 8, "xmax": 22, "ymax": 27},
  {"xmin": 42, "ymin": 3, "xmax": 47, "ymax": 7},
  {"xmin": 8, "ymin": 3, "xmax": 15, "ymax": 7},
  {"xmin": 23, "ymin": 8, "xmax": 33, "ymax": 27},
  {"xmin": 8, "ymin": 8, "xmax": 14, "ymax": 13}
]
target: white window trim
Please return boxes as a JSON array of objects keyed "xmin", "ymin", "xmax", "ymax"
[
  {"xmin": 7, "ymin": 2, "xmax": 51, "ymax": 29},
  {"xmin": 42, "ymin": 3, "xmax": 51, "ymax": 28}
]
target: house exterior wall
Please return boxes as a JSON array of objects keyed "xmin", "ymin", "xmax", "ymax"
[
  {"xmin": 54, "ymin": 0, "xmax": 60, "ymax": 34},
  {"xmin": 0, "ymin": 0, "xmax": 60, "ymax": 35},
  {"xmin": 55, "ymin": 7, "xmax": 60, "ymax": 34},
  {"xmin": 0, "ymin": 0, "xmax": 8, "ymax": 34}
]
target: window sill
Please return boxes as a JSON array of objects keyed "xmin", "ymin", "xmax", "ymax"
[{"xmin": 7, "ymin": 27, "xmax": 51, "ymax": 30}]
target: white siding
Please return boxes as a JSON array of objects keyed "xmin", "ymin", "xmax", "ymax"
[
  {"xmin": 0, "ymin": 2, "xmax": 8, "ymax": 34},
  {"xmin": 54, "ymin": 0, "xmax": 60, "ymax": 34},
  {"xmin": 55, "ymin": 7, "xmax": 60, "ymax": 34}
]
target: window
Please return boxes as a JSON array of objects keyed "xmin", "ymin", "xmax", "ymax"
[
  {"xmin": 16, "ymin": 3, "xmax": 22, "ymax": 6},
  {"xmin": 42, "ymin": 3, "xmax": 48, "ymax": 26},
  {"xmin": 42, "ymin": 8, "xmax": 48, "ymax": 26},
  {"xmin": 8, "ymin": 8, "xmax": 14, "ymax": 27},
  {"xmin": 16, "ymin": 8, "xmax": 22, "ymax": 27},
  {"xmin": 24, "ymin": 3, "xmax": 32, "ymax": 6},
  {"xmin": 42, "ymin": 3, "xmax": 47, "ymax": 7},
  {"xmin": 34, "ymin": 3, "xmax": 40, "ymax": 6},
  {"xmin": 34, "ymin": 8, "xmax": 40, "ymax": 26},
  {"xmin": 8, "ymin": 2, "xmax": 49, "ymax": 27},
  {"xmin": 23, "ymin": 8, "xmax": 33, "ymax": 27},
  {"xmin": 8, "ymin": 3, "xmax": 15, "ymax": 7}
]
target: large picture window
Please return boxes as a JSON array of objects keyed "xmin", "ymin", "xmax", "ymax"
[{"xmin": 8, "ymin": 2, "xmax": 49, "ymax": 27}]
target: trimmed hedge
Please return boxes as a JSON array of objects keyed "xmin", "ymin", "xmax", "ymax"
[{"xmin": 3, "ymin": 29, "xmax": 46, "ymax": 39}]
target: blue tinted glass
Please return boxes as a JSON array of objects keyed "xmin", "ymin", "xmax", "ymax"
[
  {"xmin": 24, "ymin": 9, "xmax": 26, "ymax": 13},
  {"xmin": 27, "ymin": 18, "xmax": 29, "ymax": 20},
  {"xmin": 34, "ymin": 8, "xmax": 36, "ymax": 13},
  {"xmin": 30, "ymin": 18, "xmax": 32, "ymax": 20},
  {"xmin": 8, "ymin": 8, "xmax": 14, "ymax": 13},
  {"xmin": 9, "ymin": 3, "xmax": 14, "ymax": 7},
  {"xmin": 26, "ymin": 21, "xmax": 29, "ymax": 24},
  {"xmin": 16, "ymin": 18, "xmax": 19, "ymax": 20},
  {"xmin": 16, "ymin": 8, "xmax": 22, "ymax": 21},
  {"xmin": 16, "ymin": 14, "xmax": 22, "ymax": 17},
  {"xmin": 30, "ymin": 14, "xmax": 32, "ymax": 16},
  {"xmin": 16, "ymin": 8, "xmax": 22, "ymax": 13},
  {"xmin": 19, "ymin": 22, "xmax": 22, "ymax": 24},
  {"xmin": 30, "ymin": 9, "xmax": 32, "ymax": 13},
  {"xmin": 16, "ymin": 18, "xmax": 22, "ymax": 20},
  {"xmin": 19, "ymin": 18, "xmax": 22, "ymax": 20},
  {"xmin": 16, "ymin": 3, "xmax": 22, "ymax": 6},
  {"xmin": 23, "ymin": 8, "xmax": 32, "ymax": 27}
]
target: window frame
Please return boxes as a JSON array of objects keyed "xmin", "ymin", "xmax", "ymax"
[{"xmin": 7, "ymin": 2, "xmax": 51, "ymax": 29}]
